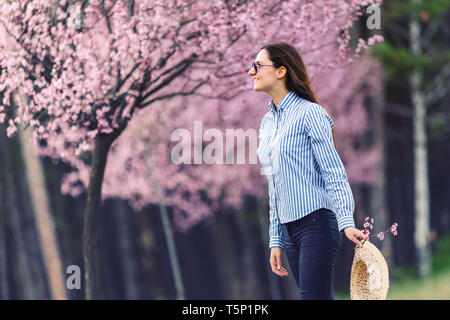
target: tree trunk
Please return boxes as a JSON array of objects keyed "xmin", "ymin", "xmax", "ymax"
[
  {"xmin": 211, "ymin": 210, "xmax": 242, "ymax": 299},
  {"xmin": 157, "ymin": 199, "xmax": 185, "ymax": 299},
  {"xmin": 83, "ymin": 133, "xmax": 117, "ymax": 299},
  {"xmin": 409, "ymin": 0, "xmax": 431, "ymax": 279},
  {"xmin": 114, "ymin": 200, "xmax": 139, "ymax": 299},
  {"xmin": 234, "ymin": 209, "xmax": 262, "ymax": 299},
  {"xmin": 256, "ymin": 196, "xmax": 282, "ymax": 300},
  {"xmin": 135, "ymin": 209, "xmax": 160, "ymax": 299},
  {"xmin": 0, "ymin": 129, "xmax": 41, "ymax": 298},
  {"xmin": 16, "ymin": 104, "xmax": 67, "ymax": 300},
  {"xmin": 0, "ymin": 225, "xmax": 8, "ymax": 299},
  {"xmin": 144, "ymin": 146, "xmax": 185, "ymax": 299},
  {"xmin": 366, "ymin": 30, "xmax": 393, "ymax": 277},
  {"xmin": 0, "ymin": 176, "xmax": 9, "ymax": 300}
]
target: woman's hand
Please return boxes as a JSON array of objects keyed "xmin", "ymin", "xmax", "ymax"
[
  {"xmin": 270, "ymin": 247, "xmax": 289, "ymax": 277},
  {"xmin": 344, "ymin": 227, "xmax": 365, "ymax": 248}
]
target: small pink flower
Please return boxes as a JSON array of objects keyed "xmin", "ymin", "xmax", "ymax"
[
  {"xmin": 390, "ymin": 224, "xmax": 398, "ymax": 235},
  {"xmin": 359, "ymin": 220, "xmax": 398, "ymax": 241},
  {"xmin": 362, "ymin": 229, "xmax": 370, "ymax": 238}
]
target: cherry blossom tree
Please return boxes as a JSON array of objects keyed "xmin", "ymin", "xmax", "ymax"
[
  {"xmin": 0, "ymin": 0, "xmax": 383, "ymax": 298},
  {"xmin": 78, "ymin": 51, "xmax": 382, "ymax": 232}
]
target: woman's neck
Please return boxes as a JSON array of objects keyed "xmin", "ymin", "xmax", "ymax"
[{"xmin": 269, "ymin": 87, "xmax": 290, "ymax": 109}]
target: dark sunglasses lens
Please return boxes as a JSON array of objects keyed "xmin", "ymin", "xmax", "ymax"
[{"xmin": 252, "ymin": 62, "xmax": 257, "ymax": 72}]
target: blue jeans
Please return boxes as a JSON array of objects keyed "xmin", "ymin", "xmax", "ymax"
[{"xmin": 281, "ymin": 207, "xmax": 342, "ymax": 300}]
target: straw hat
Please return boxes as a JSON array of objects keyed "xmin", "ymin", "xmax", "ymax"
[{"xmin": 350, "ymin": 240, "xmax": 389, "ymax": 300}]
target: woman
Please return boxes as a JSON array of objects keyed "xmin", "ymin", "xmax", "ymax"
[{"xmin": 251, "ymin": 42, "xmax": 365, "ymax": 300}]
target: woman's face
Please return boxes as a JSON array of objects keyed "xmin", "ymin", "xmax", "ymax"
[{"xmin": 248, "ymin": 49, "xmax": 279, "ymax": 92}]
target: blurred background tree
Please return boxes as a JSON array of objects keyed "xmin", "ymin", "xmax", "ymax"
[{"xmin": 372, "ymin": 0, "xmax": 450, "ymax": 279}]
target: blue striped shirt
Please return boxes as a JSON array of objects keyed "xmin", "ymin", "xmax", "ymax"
[{"xmin": 256, "ymin": 91, "xmax": 355, "ymax": 250}]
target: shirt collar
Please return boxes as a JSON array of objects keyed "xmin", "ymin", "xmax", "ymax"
[{"xmin": 267, "ymin": 91, "xmax": 296, "ymax": 114}]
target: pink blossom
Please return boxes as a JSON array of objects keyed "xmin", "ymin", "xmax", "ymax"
[
  {"xmin": 390, "ymin": 223, "xmax": 398, "ymax": 236},
  {"xmin": 362, "ymin": 229, "xmax": 371, "ymax": 238},
  {"xmin": 359, "ymin": 216, "xmax": 399, "ymax": 242}
]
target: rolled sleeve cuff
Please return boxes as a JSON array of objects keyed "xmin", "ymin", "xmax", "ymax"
[
  {"xmin": 269, "ymin": 236, "xmax": 285, "ymax": 251},
  {"xmin": 337, "ymin": 215, "xmax": 355, "ymax": 232}
]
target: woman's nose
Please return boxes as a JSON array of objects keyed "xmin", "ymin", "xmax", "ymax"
[{"xmin": 248, "ymin": 68, "xmax": 256, "ymax": 76}]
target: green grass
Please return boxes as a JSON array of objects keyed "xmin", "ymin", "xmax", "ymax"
[
  {"xmin": 335, "ymin": 234, "xmax": 450, "ymax": 300},
  {"xmin": 387, "ymin": 269, "xmax": 450, "ymax": 299}
]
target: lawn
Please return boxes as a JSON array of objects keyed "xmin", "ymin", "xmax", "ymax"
[{"xmin": 387, "ymin": 269, "xmax": 450, "ymax": 299}]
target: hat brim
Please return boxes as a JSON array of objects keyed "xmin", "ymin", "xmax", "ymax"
[{"xmin": 350, "ymin": 240, "xmax": 389, "ymax": 300}]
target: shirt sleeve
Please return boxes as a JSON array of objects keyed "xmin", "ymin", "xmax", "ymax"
[
  {"xmin": 268, "ymin": 179, "xmax": 284, "ymax": 250},
  {"xmin": 305, "ymin": 103, "xmax": 355, "ymax": 231},
  {"xmin": 259, "ymin": 114, "xmax": 285, "ymax": 250}
]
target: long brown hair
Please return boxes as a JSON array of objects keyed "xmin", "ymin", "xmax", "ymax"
[{"xmin": 261, "ymin": 42, "xmax": 337, "ymax": 149}]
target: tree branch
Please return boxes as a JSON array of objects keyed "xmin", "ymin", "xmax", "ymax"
[
  {"xmin": 139, "ymin": 80, "xmax": 206, "ymax": 109},
  {"xmin": 99, "ymin": 0, "xmax": 113, "ymax": 33},
  {"xmin": 422, "ymin": 19, "xmax": 440, "ymax": 51},
  {"xmin": 127, "ymin": 0, "xmax": 135, "ymax": 17},
  {"xmin": 115, "ymin": 62, "xmax": 141, "ymax": 93},
  {"xmin": 140, "ymin": 54, "xmax": 198, "ymax": 102},
  {"xmin": 426, "ymin": 63, "xmax": 450, "ymax": 106}
]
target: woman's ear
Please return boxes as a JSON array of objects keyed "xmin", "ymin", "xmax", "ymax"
[{"xmin": 277, "ymin": 66, "xmax": 287, "ymax": 79}]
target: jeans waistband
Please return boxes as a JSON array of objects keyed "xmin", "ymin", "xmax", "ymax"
[
  {"xmin": 310, "ymin": 207, "xmax": 333, "ymax": 216},
  {"xmin": 298, "ymin": 207, "xmax": 333, "ymax": 222}
]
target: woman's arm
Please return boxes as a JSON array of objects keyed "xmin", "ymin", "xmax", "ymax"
[
  {"xmin": 305, "ymin": 103, "xmax": 356, "ymax": 231},
  {"xmin": 268, "ymin": 180, "xmax": 284, "ymax": 250}
]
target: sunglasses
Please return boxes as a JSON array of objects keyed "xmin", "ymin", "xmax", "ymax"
[{"xmin": 251, "ymin": 61, "xmax": 279, "ymax": 73}]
